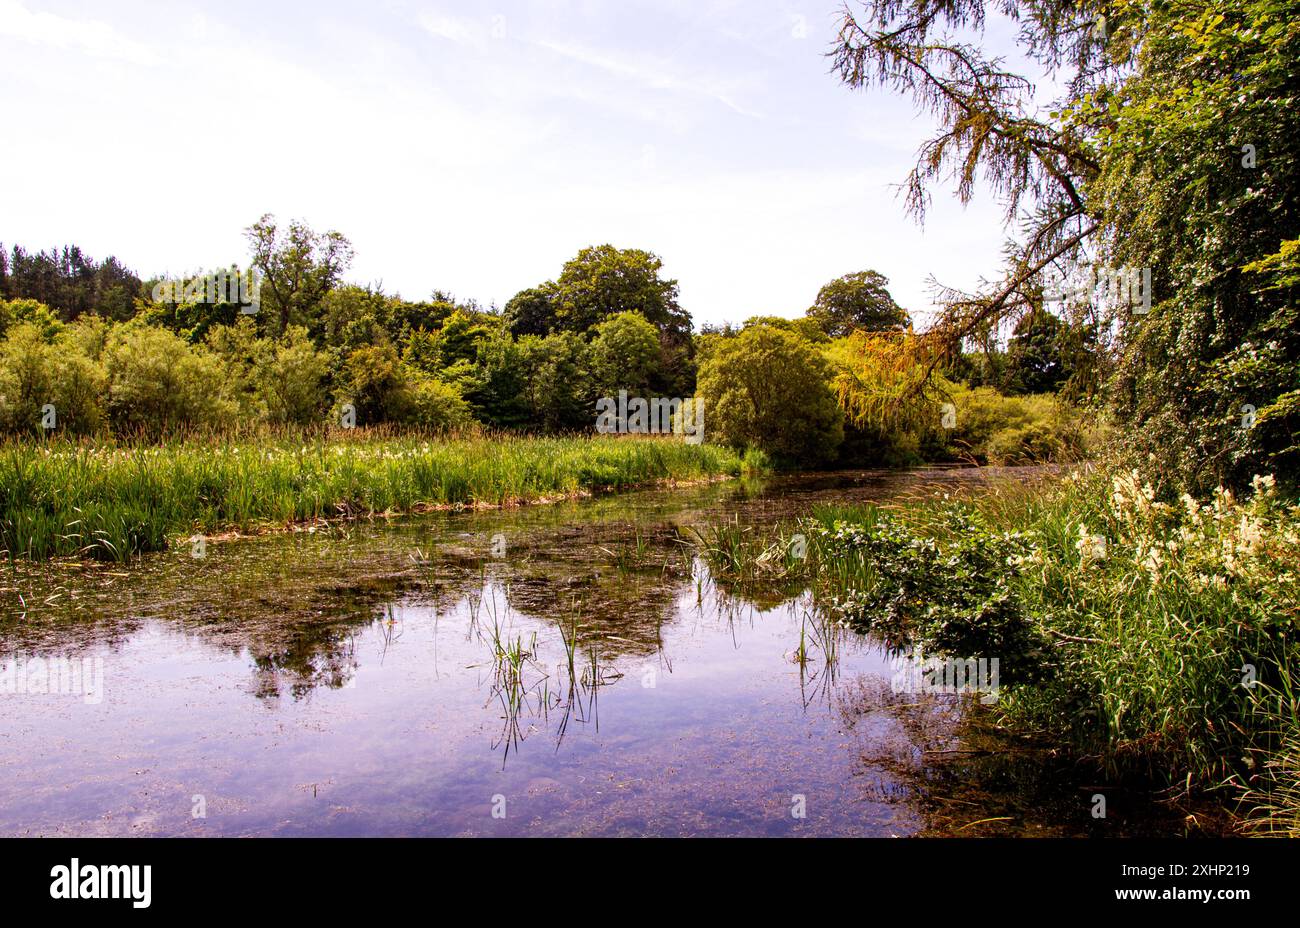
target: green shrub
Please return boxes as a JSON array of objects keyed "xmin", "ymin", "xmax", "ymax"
[
  {"xmin": 256, "ymin": 326, "xmax": 328, "ymax": 425},
  {"xmin": 339, "ymin": 343, "xmax": 407, "ymax": 425},
  {"xmin": 945, "ymin": 385, "xmax": 1104, "ymax": 464},
  {"xmin": 812, "ymin": 509, "xmax": 1049, "ymax": 681},
  {"xmin": 697, "ymin": 324, "xmax": 843, "ymax": 465},
  {"xmin": 0, "ymin": 298, "xmax": 62, "ymax": 341},
  {"xmin": 0, "ymin": 322, "xmax": 106, "ymax": 435},
  {"xmin": 793, "ymin": 470, "xmax": 1300, "ymax": 807},
  {"xmin": 105, "ymin": 324, "xmax": 233, "ymax": 435},
  {"xmin": 402, "ymin": 373, "xmax": 472, "ymax": 432}
]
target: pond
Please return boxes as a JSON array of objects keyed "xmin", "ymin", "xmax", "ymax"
[{"xmin": 0, "ymin": 467, "xmax": 1210, "ymax": 836}]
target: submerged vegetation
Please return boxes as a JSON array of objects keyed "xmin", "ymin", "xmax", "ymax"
[{"xmin": 0, "ymin": 431, "xmax": 743, "ymax": 562}]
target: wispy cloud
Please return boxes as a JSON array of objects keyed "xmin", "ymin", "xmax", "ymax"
[
  {"xmin": 417, "ymin": 12, "xmax": 479, "ymax": 46},
  {"xmin": 0, "ymin": 0, "xmax": 158, "ymax": 65},
  {"xmin": 416, "ymin": 11, "xmax": 508, "ymax": 50},
  {"xmin": 535, "ymin": 37, "xmax": 762, "ymax": 118},
  {"xmin": 0, "ymin": 0, "xmax": 1014, "ymax": 326}
]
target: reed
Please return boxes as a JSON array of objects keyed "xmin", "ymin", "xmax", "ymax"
[
  {"xmin": 0, "ymin": 430, "xmax": 743, "ymax": 562},
  {"xmin": 687, "ymin": 469, "xmax": 1300, "ymax": 831}
]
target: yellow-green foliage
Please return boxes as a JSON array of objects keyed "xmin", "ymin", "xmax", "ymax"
[
  {"xmin": 104, "ymin": 323, "xmax": 235, "ymax": 435},
  {"xmin": 945, "ymin": 385, "xmax": 1106, "ymax": 464},
  {"xmin": 0, "ymin": 322, "xmax": 107, "ymax": 435},
  {"xmin": 825, "ymin": 331, "xmax": 941, "ymax": 436},
  {"xmin": 697, "ymin": 324, "xmax": 843, "ymax": 464}
]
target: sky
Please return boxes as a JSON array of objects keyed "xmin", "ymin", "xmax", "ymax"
[{"xmin": 0, "ymin": 0, "xmax": 1027, "ymax": 329}]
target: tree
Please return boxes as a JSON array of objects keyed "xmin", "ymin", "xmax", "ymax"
[
  {"xmin": 502, "ymin": 284, "xmax": 559, "ymax": 337},
  {"xmin": 319, "ymin": 285, "xmax": 394, "ymax": 354},
  {"xmin": 831, "ymin": 0, "xmax": 1299, "ymax": 491},
  {"xmin": 1002, "ymin": 309, "xmax": 1071, "ymax": 395},
  {"xmin": 696, "ymin": 324, "xmax": 843, "ymax": 464},
  {"xmin": 453, "ymin": 330, "xmax": 530, "ymax": 429},
  {"xmin": 589, "ymin": 311, "xmax": 661, "ymax": 397},
  {"xmin": 551, "ymin": 245, "xmax": 690, "ymax": 338},
  {"xmin": 436, "ymin": 310, "xmax": 492, "ymax": 369},
  {"xmin": 0, "ymin": 244, "xmax": 143, "ymax": 321},
  {"xmin": 827, "ymin": 329, "xmax": 936, "ymax": 426},
  {"xmin": 1096, "ymin": 0, "xmax": 1300, "ymax": 489},
  {"xmin": 140, "ymin": 266, "xmax": 252, "ymax": 344},
  {"xmin": 245, "ymin": 214, "xmax": 353, "ymax": 337},
  {"xmin": 516, "ymin": 332, "xmax": 594, "ymax": 432},
  {"xmin": 807, "ymin": 270, "xmax": 909, "ymax": 336}
]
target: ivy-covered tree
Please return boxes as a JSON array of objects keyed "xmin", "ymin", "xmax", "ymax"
[{"xmin": 831, "ymin": 0, "xmax": 1300, "ymax": 491}]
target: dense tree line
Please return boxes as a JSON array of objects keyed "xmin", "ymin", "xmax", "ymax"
[
  {"xmin": 0, "ymin": 243, "xmax": 142, "ymax": 321},
  {"xmin": 0, "ymin": 210, "xmax": 1090, "ymax": 466}
]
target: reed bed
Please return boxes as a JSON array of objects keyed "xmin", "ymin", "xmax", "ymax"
[{"xmin": 0, "ymin": 431, "xmax": 743, "ymax": 562}]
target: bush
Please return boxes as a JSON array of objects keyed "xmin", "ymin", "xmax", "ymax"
[
  {"xmin": 945, "ymin": 385, "xmax": 1104, "ymax": 464},
  {"xmin": 402, "ymin": 373, "xmax": 472, "ymax": 432},
  {"xmin": 256, "ymin": 326, "xmax": 328, "ymax": 425},
  {"xmin": 0, "ymin": 322, "xmax": 106, "ymax": 435},
  {"xmin": 812, "ymin": 509, "xmax": 1049, "ymax": 681},
  {"xmin": 339, "ymin": 343, "xmax": 407, "ymax": 425},
  {"xmin": 0, "ymin": 298, "xmax": 62, "ymax": 341},
  {"xmin": 697, "ymin": 324, "xmax": 843, "ymax": 464},
  {"xmin": 105, "ymin": 324, "xmax": 233, "ymax": 435}
]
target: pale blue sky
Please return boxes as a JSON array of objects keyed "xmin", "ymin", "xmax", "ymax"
[{"xmin": 0, "ymin": 0, "xmax": 1026, "ymax": 327}]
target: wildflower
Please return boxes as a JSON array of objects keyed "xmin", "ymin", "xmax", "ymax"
[
  {"xmin": 1250, "ymin": 474, "xmax": 1276, "ymax": 499},
  {"xmin": 1139, "ymin": 544, "xmax": 1163, "ymax": 577}
]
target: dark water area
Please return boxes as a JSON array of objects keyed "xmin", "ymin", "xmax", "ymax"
[{"xmin": 0, "ymin": 467, "xmax": 1217, "ymax": 836}]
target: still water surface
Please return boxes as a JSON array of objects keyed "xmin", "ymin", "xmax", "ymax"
[{"xmin": 0, "ymin": 468, "xmax": 1200, "ymax": 836}]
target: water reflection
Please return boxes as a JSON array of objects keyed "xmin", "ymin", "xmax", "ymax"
[{"xmin": 1, "ymin": 466, "xmax": 1211, "ymax": 836}]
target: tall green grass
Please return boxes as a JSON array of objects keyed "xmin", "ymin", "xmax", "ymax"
[
  {"xmin": 815, "ymin": 484, "xmax": 1296, "ymax": 779},
  {"xmin": 689, "ymin": 469, "xmax": 1300, "ymax": 830},
  {"xmin": 0, "ymin": 431, "xmax": 743, "ymax": 562}
]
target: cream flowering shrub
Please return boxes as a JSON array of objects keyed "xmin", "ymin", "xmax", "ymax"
[
  {"xmin": 987, "ymin": 466, "xmax": 1300, "ymax": 803},
  {"xmin": 1090, "ymin": 468, "xmax": 1292, "ymax": 592}
]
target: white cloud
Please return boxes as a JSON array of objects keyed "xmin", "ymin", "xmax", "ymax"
[{"xmin": 0, "ymin": 0, "xmax": 158, "ymax": 65}]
